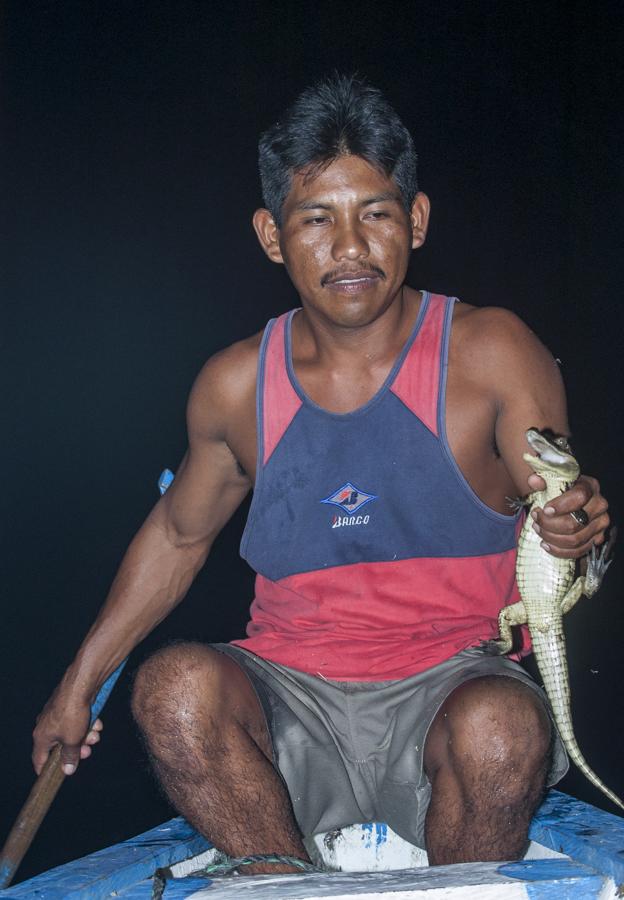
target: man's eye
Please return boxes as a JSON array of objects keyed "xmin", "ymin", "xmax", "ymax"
[
  {"xmin": 304, "ymin": 216, "xmax": 329, "ymax": 225},
  {"xmin": 365, "ymin": 210, "xmax": 389, "ymax": 220}
]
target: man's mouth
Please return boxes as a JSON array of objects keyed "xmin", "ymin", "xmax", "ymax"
[{"xmin": 321, "ymin": 267, "xmax": 385, "ymax": 293}]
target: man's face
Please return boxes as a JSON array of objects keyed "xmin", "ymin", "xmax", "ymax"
[{"xmin": 254, "ymin": 155, "xmax": 429, "ymax": 329}]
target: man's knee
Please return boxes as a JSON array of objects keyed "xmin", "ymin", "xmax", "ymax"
[
  {"xmin": 131, "ymin": 642, "xmax": 229, "ymax": 732},
  {"xmin": 425, "ymin": 676, "xmax": 551, "ymax": 804}
]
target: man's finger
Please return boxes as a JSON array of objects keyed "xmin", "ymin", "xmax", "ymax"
[
  {"xmin": 533, "ymin": 508, "xmax": 609, "ymax": 538},
  {"xmin": 537, "ymin": 524, "xmax": 605, "ymax": 550},
  {"xmin": 543, "ymin": 489, "xmax": 592, "ymax": 516},
  {"xmin": 538, "ymin": 540, "xmax": 598, "ymax": 560},
  {"xmin": 32, "ymin": 744, "xmax": 54, "ymax": 776},
  {"xmin": 535, "ymin": 519, "xmax": 609, "ymax": 555},
  {"xmin": 542, "ymin": 476, "xmax": 604, "ymax": 517},
  {"xmin": 533, "ymin": 507, "xmax": 609, "ymax": 541},
  {"xmin": 60, "ymin": 745, "xmax": 81, "ymax": 776},
  {"xmin": 84, "ymin": 729, "xmax": 101, "ymax": 746}
]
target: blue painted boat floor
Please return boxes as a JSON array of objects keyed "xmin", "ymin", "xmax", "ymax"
[
  {"xmin": 111, "ymin": 858, "xmax": 607, "ymax": 898},
  {"xmin": 0, "ymin": 818, "xmax": 211, "ymax": 899},
  {"xmin": 528, "ymin": 790, "xmax": 624, "ymax": 884},
  {"xmin": 1, "ymin": 790, "xmax": 623, "ymax": 898}
]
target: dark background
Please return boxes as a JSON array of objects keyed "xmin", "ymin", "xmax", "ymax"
[{"xmin": 3, "ymin": 0, "xmax": 623, "ymax": 883}]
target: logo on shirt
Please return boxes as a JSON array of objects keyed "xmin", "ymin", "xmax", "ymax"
[
  {"xmin": 330, "ymin": 512, "xmax": 371, "ymax": 528},
  {"xmin": 321, "ymin": 482, "xmax": 377, "ymax": 515}
]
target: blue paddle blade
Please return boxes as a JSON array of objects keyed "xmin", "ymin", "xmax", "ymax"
[
  {"xmin": 90, "ymin": 660, "xmax": 127, "ymax": 725},
  {"xmin": 158, "ymin": 469, "xmax": 175, "ymax": 496}
]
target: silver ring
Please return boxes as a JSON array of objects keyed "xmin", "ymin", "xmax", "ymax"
[{"xmin": 570, "ymin": 509, "xmax": 589, "ymax": 527}]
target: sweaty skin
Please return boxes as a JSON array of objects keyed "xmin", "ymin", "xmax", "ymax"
[{"xmin": 32, "ymin": 156, "xmax": 609, "ymax": 867}]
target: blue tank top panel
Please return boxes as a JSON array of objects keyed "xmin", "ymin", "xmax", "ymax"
[{"xmin": 240, "ymin": 295, "xmax": 518, "ymax": 582}]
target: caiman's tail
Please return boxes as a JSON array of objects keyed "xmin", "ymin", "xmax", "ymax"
[{"xmin": 532, "ymin": 630, "xmax": 624, "ymax": 812}]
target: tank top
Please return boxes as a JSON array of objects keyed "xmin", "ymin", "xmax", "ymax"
[{"xmin": 233, "ymin": 292, "xmax": 523, "ymax": 680}]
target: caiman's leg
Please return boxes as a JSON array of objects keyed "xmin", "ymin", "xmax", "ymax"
[
  {"xmin": 581, "ymin": 542, "xmax": 612, "ymax": 598},
  {"xmin": 559, "ymin": 579, "xmax": 586, "ymax": 616},
  {"xmin": 132, "ymin": 643, "xmax": 309, "ymax": 874},
  {"xmin": 424, "ymin": 675, "xmax": 551, "ymax": 865},
  {"xmin": 487, "ymin": 600, "xmax": 527, "ymax": 655},
  {"xmin": 560, "ymin": 544, "xmax": 612, "ymax": 615},
  {"xmin": 505, "ymin": 494, "xmax": 534, "ymax": 512}
]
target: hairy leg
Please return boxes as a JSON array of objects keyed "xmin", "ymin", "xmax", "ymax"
[
  {"xmin": 423, "ymin": 676, "xmax": 551, "ymax": 865},
  {"xmin": 131, "ymin": 643, "xmax": 309, "ymax": 874}
]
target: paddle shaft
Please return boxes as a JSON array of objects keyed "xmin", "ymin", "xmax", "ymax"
[{"xmin": 0, "ymin": 660, "xmax": 127, "ymax": 888}]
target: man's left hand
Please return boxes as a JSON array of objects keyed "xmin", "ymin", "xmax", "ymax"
[{"xmin": 528, "ymin": 474, "xmax": 610, "ymax": 559}]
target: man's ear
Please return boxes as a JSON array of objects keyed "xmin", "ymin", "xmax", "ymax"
[
  {"xmin": 253, "ymin": 208, "xmax": 284, "ymax": 264},
  {"xmin": 409, "ymin": 193, "xmax": 431, "ymax": 249}
]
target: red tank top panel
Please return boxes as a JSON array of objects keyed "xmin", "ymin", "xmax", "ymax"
[{"xmin": 233, "ymin": 292, "xmax": 525, "ymax": 680}]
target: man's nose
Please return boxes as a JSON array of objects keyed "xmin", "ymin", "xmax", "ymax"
[{"xmin": 331, "ymin": 220, "xmax": 369, "ymax": 261}]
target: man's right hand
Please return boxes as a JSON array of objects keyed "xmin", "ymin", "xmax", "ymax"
[{"xmin": 32, "ymin": 688, "xmax": 103, "ymax": 775}]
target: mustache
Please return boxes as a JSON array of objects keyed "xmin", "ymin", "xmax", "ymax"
[{"xmin": 320, "ymin": 264, "xmax": 386, "ymax": 287}]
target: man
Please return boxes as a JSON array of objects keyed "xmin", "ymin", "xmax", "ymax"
[{"xmin": 33, "ymin": 75, "xmax": 610, "ymax": 870}]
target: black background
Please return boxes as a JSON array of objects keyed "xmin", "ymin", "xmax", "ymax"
[{"xmin": 3, "ymin": 0, "xmax": 624, "ymax": 883}]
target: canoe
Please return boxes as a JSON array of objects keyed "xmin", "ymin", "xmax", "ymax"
[{"xmin": 1, "ymin": 789, "xmax": 622, "ymax": 898}]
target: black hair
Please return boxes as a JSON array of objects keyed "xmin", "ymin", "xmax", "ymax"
[{"xmin": 258, "ymin": 73, "xmax": 418, "ymax": 225}]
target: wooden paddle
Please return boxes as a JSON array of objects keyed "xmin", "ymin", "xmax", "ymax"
[{"xmin": 0, "ymin": 661, "xmax": 128, "ymax": 888}]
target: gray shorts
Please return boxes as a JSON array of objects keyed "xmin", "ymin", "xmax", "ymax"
[{"xmin": 213, "ymin": 644, "xmax": 568, "ymax": 849}]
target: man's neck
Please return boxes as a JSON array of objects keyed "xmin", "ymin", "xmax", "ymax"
[
  {"xmin": 288, "ymin": 286, "xmax": 423, "ymax": 415},
  {"xmin": 293, "ymin": 286, "xmax": 422, "ymax": 369}
]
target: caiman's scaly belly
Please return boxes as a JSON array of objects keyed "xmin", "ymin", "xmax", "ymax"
[{"xmin": 516, "ymin": 524, "xmax": 575, "ymax": 610}]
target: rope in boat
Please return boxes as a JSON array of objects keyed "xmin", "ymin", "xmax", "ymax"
[{"xmin": 151, "ymin": 854, "xmax": 319, "ymax": 898}]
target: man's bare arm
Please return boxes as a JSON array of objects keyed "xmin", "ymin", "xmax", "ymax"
[
  {"xmin": 469, "ymin": 307, "xmax": 609, "ymax": 558},
  {"xmin": 32, "ymin": 340, "xmax": 257, "ymax": 775}
]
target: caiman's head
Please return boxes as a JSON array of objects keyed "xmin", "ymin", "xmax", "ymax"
[{"xmin": 523, "ymin": 428, "xmax": 580, "ymax": 481}]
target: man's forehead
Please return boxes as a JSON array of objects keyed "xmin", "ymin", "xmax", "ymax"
[{"xmin": 286, "ymin": 156, "xmax": 401, "ymax": 209}]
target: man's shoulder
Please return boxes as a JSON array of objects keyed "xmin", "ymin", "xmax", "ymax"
[
  {"xmin": 452, "ymin": 303, "xmax": 546, "ymax": 365},
  {"xmin": 197, "ymin": 329, "xmax": 264, "ymax": 389},
  {"xmin": 187, "ymin": 328, "xmax": 264, "ymax": 439},
  {"xmin": 449, "ymin": 301, "xmax": 559, "ymax": 397},
  {"xmin": 453, "ymin": 302, "xmax": 534, "ymax": 342}
]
